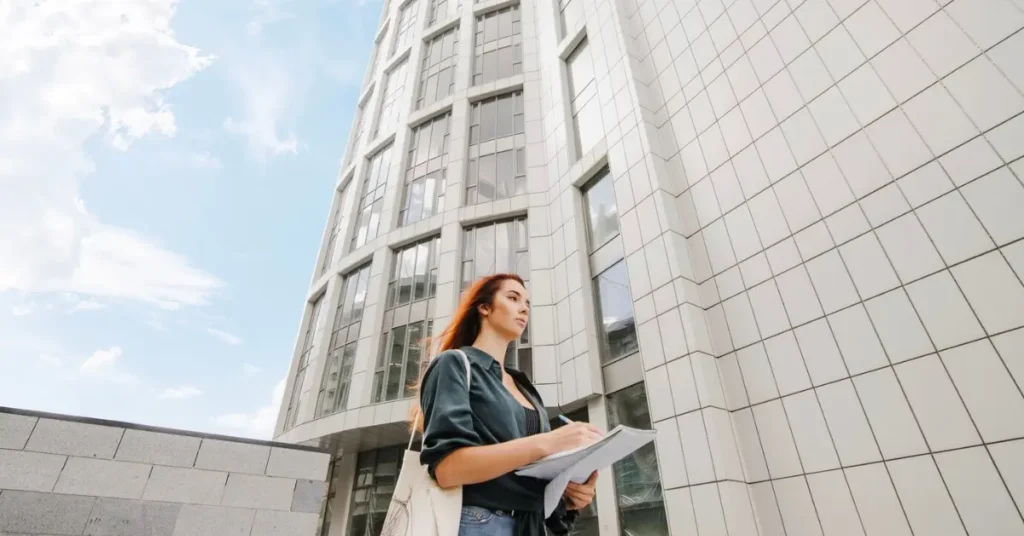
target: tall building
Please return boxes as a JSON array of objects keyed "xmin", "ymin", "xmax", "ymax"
[{"xmin": 275, "ymin": 0, "xmax": 1024, "ymax": 533}]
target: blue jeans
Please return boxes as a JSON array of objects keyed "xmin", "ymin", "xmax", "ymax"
[{"xmin": 458, "ymin": 506, "xmax": 515, "ymax": 536}]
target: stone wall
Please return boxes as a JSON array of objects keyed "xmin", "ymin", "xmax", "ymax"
[{"xmin": 0, "ymin": 407, "xmax": 330, "ymax": 536}]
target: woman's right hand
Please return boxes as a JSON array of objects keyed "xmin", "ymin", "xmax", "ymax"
[{"xmin": 538, "ymin": 422, "xmax": 603, "ymax": 457}]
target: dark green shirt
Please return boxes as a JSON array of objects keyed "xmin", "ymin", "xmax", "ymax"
[{"xmin": 419, "ymin": 346, "xmax": 577, "ymax": 535}]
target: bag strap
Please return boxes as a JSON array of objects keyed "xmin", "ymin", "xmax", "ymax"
[{"xmin": 408, "ymin": 349, "xmax": 471, "ymax": 450}]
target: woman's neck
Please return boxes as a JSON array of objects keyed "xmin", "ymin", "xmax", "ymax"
[{"xmin": 471, "ymin": 328, "xmax": 511, "ymax": 368}]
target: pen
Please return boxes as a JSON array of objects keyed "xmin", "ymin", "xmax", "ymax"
[{"xmin": 557, "ymin": 414, "xmax": 573, "ymax": 425}]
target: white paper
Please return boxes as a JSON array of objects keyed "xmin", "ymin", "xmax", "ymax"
[{"xmin": 515, "ymin": 425, "xmax": 658, "ymax": 517}]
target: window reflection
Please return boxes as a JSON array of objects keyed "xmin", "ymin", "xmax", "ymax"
[
  {"xmin": 347, "ymin": 446, "xmax": 412, "ymax": 536},
  {"xmin": 390, "ymin": 1, "xmax": 419, "ymax": 57},
  {"xmin": 428, "ymin": 0, "xmax": 460, "ymax": 25},
  {"xmin": 317, "ymin": 263, "xmax": 373, "ymax": 417},
  {"xmin": 594, "ymin": 261, "xmax": 639, "ymax": 364},
  {"xmin": 351, "ymin": 145, "xmax": 393, "ymax": 251},
  {"xmin": 374, "ymin": 61, "xmax": 409, "ymax": 139},
  {"xmin": 607, "ymin": 384, "xmax": 669, "ymax": 536},
  {"xmin": 401, "ymin": 114, "xmax": 450, "ymax": 226},
  {"xmin": 473, "ymin": 6, "xmax": 522, "ymax": 86},
  {"xmin": 285, "ymin": 295, "xmax": 325, "ymax": 429},
  {"xmin": 417, "ymin": 27, "xmax": 459, "ymax": 109},
  {"xmin": 466, "ymin": 92, "xmax": 526, "ymax": 205},
  {"xmin": 583, "ymin": 170, "xmax": 619, "ymax": 251},
  {"xmin": 566, "ymin": 38, "xmax": 602, "ymax": 158},
  {"xmin": 320, "ymin": 180, "xmax": 355, "ymax": 277}
]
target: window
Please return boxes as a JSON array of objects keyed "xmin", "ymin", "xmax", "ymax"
[
  {"xmin": 583, "ymin": 170, "xmax": 638, "ymax": 364},
  {"xmin": 316, "ymin": 263, "xmax": 372, "ymax": 417},
  {"xmin": 374, "ymin": 61, "xmax": 409, "ymax": 139},
  {"xmin": 547, "ymin": 408, "xmax": 599, "ymax": 536},
  {"xmin": 347, "ymin": 446, "xmax": 412, "ymax": 536},
  {"xmin": 566, "ymin": 38, "xmax": 602, "ymax": 158},
  {"xmin": 401, "ymin": 114, "xmax": 451, "ymax": 226},
  {"xmin": 465, "ymin": 92, "xmax": 526, "ymax": 204},
  {"xmin": 320, "ymin": 181, "xmax": 355, "ymax": 277},
  {"xmin": 351, "ymin": 146, "xmax": 394, "ymax": 251},
  {"xmin": 391, "ymin": 0, "xmax": 419, "ymax": 57},
  {"xmin": 473, "ymin": 5, "xmax": 522, "ymax": 85},
  {"xmin": 285, "ymin": 296, "xmax": 325, "ymax": 429},
  {"xmin": 417, "ymin": 27, "xmax": 459, "ymax": 109},
  {"xmin": 320, "ymin": 459, "xmax": 343, "ymax": 536},
  {"xmin": 363, "ymin": 31, "xmax": 386, "ymax": 89},
  {"xmin": 461, "ymin": 217, "xmax": 532, "ymax": 375},
  {"xmin": 373, "ymin": 236, "xmax": 441, "ymax": 402},
  {"xmin": 427, "ymin": 0, "xmax": 460, "ymax": 25},
  {"xmin": 607, "ymin": 384, "xmax": 669, "ymax": 535},
  {"xmin": 559, "ymin": 0, "xmax": 583, "ymax": 39},
  {"xmin": 345, "ymin": 103, "xmax": 368, "ymax": 167}
]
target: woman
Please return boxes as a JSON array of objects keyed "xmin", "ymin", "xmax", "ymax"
[{"xmin": 413, "ymin": 273, "xmax": 603, "ymax": 536}]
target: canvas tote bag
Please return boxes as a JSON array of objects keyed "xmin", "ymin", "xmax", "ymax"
[{"xmin": 380, "ymin": 349, "xmax": 471, "ymax": 536}]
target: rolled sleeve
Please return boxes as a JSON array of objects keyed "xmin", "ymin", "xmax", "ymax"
[{"xmin": 419, "ymin": 351, "xmax": 481, "ymax": 479}]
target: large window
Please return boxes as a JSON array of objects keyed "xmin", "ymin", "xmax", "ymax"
[
  {"xmin": 583, "ymin": 170, "xmax": 638, "ymax": 364},
  {"xmin": 285, "ymin": 295, "xmax": 325, "ymax": 429},
  {"xmin": 465, "ymin": 92, "xmax": 526, "ymax": 204},
  {"xmin": 316, "ymin": 263, "xmax": 372, "ymax": 417},
  {"xmin": 345, "ymin": 103, "xmax": 368, "ymax": 167},
  {"xmin": 374, "ymin": 61, "xmax": 409, "ymax": 139},
  {"xmin": 607, "ymin": 384, "xmax": 669, "ymax": 535},
  {"xmin": 400, "ymin": 113, "xmax": 450, "ymax": 226},
  {"xmin": 461, "ymin": 217, "xmax": 532, "ymax": 375},
  {"xmin": 473, "ymin": 5, "xmax": 522, "ymax": 85},
  {"xmin": 390, "ymin": 0, "xmax": 419, "ymax": 57},
  {"xmin": 373, "ymin": 236, "xmax": 441, "ymax": 403},
  {"xmin": 320, "ymin": 181, "xmax": 355, "ymax": 277},
  {"xmin": 417, "ymin": 27, "xmax": 459, "ymax": 110},
  {"xmin": 559, "ymin": 0, "xmax": 583, "ymax": 39},
  {"xmin": 427, "ymin": 0, "xmax": 460, "ymax": 25},
  {"xmin": 347, "ymin": 446, "xmax": 407, "ymax": 536},
  {"xmin": 566, "ymin": 38, "xmax": 602, "ymax": 158},
  {"xmin": 351, "ymin": 145, "xmax": 393, "ymax": 251}
]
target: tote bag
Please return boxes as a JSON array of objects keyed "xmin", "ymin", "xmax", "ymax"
[{"xmin": 380, "ymin": 349, "xmax": 471, "ymax": 536}]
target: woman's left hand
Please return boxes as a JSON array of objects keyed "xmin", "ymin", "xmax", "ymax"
[{"xmin": 563, "ymin": 471, "xmax": 598, "ymax": 510}]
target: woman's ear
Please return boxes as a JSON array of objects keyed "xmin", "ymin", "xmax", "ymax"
[{"xmin": 477, "ymin": 303, "xmax": 491, "ymax": 317}]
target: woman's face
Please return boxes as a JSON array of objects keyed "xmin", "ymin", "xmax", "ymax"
[{"xmin": 481, "ymin": 278, "xmax": 530, "ymax": 341}]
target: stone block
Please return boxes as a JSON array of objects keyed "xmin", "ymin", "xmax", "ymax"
[
  {"xmin": 291, "ymin": 479, "xmax": 327, "ymax": 513},
  {"xmin": 0, "ymin": 413, "xmax": 37, "ymax": 450},
  {"xmin": 265, "ymin": 447, "xmax": 330, "ymax": 481},
  {"xmin": 194, "ymin": 439, "xmax": 269, "ymax": 475},
  {"xmin": 220, "ymin": 473, "xmax": 294, "ymax": 511},
  {"xmin": 171, "ymin": 504, "xmax": 255, "ymax": 536},
  {"xmin": 250, "ymin": 510, "xmax": 318, "ymax": 536},
  {"xmin": 114, "ymin": 429, "xmax": 200, "ymax": 468},
  {"xmin": 25, "ymin": 419, "xmax": 123, "ymax": 459},
  {"xmin": 82, "ymin": 498, "xmax": 180, "ymax": 536},
  {"xmin": 0, "ymin": 490, "xmax": 95, "ymax": 535},
  {"xmin": 53, "ymin": 457, "xmax": 151, "ymax": 499},
  {"xmin": 0, "ymin": 450, "xmax": 66, "ymax": 492},
  {"xmin": 141, "ymin": 465, "xmax": 226, "ymax": 505},
  {"xmin": 264, "ymin": 446, "xmax": 327, "ymax": 479}
]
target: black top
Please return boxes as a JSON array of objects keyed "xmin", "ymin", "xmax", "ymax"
[
  {"xmin": 419, "ymin": 346, "xmax": 578, "ymax": 536},
  {"xmin": 524, "ymin": 408, "xmax": 541, "ymax": 436}
]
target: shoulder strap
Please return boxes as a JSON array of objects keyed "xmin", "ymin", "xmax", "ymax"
[{"xmin": 408, "ymin": 349, "xmax": 472, "ymax": 450}]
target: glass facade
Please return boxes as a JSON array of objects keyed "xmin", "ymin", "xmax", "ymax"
[
  {"xmin": 373, "ymin": 236, "xmax": 441, "ymax": 402},
  {"xmin": 390, "ymin": 0, "xmax": 419, "ymax": 57},
  {"xmin": 316, "ymin": 263, "xmax": 372, "ymax": 417},
  {"xmin": 346, "ymin": 446, "xmax": 406, "ymax": 536},
  {"xmin": 400, "ymin": 113, "xmax": 451, "ymax": 226},
  {"xmin": 351, "ymin": 145, "xmax": 393, "ymax": 251},
  {"xmin": 472, "ymin": 5, "xmax": 522, "ymax": 85},
  {"xmin": 416, "ymin": 27, "xmax": 459, "ymax": 110},
  {"xmin": 373, "ymin": 61, "xmax": 409, "ymax": 139},
  {"xmin": 285, "ymin": 295, "xmax": 325, "ymax": 429},
  {"xmin": 427, "ymin": 0, "xmax": 459, "ymax": 26},
  {"xmin": 461, "ymin": 217, "xmax": 532, "ymax": 375},
  {"xmin": 465, "ymin": 92, "xmax": 526, "ymax": 204},
  {"xmin": 320, "ymin": 181, "xmax": 354, "ymax": 277},
  {"xmin": 607, "ymin": 384, "xmax": 669, "ymax": 536},
  {"xmin": 566, "ymin": 38, "xmax": 601, "ymax": 158},
  {"xmin": 345, "ymin": 103, "xmax": 367, "ymax": 167}
]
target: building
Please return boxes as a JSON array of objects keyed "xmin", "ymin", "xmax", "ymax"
[{"xmin": 273, "ymin": 0, "xmax": 1024, "ymax": 533}]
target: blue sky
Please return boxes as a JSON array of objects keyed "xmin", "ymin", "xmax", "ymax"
[{"xmin": 0, "ymin": 0, "xmax": 382, "ymax": 438}]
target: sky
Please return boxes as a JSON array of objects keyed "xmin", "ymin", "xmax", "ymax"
[{"xmin": 0, "ymin": 0, "xmax": 383, "ymax": 439}]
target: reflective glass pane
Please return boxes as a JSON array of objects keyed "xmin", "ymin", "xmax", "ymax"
[
  {"xmin": 583, "ymin": 171, "xmax": 619, "ymax": 250},
  {"xmin": 414, "ymin": 242, "xmax": 430, "ymax": 300},
  {"xmin": 594, "ymin": 261, "xmax": 638, "ymax": 363},
  {"xmin": 496, "ymin": 150, "xmax": 514, "ymax": 199},
  {"xmin": 607, "ymin": 384, "xmax": 668, "ymax": 536}
]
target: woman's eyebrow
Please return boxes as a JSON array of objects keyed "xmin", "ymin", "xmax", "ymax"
[{"xmin": 508, "ymin": 289, "xmax": 531, "ymax": 306}]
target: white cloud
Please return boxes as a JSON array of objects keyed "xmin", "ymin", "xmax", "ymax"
[
  {"xmin": 213, "ymin": 378, "xmax": 286, "ymax": 439},
  {"xmin": 70, "ymin": 299, "xmax": 106, "ymax": 313},
  {"xmin": 80, "ymin": 346, "xmax": 137, "ymax": 384},
  {"xmin": 207, "ymin": 328, "xmax": 243, "ymax": 346},
  {"xmin": 243, "ymin": 363, "xmax": 262, "ymax": 375},
  {"xmin": 0, "ymin": 0, "xmax": 221, "ymax": 309},
  {"xmin": 159, "ymin": 386, "xmax": 203, "ymax": 399}
]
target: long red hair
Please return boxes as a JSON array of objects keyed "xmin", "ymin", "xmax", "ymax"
[{"xmin": 408, "ymin": 273, "xmax": 525, "ymax": 431}]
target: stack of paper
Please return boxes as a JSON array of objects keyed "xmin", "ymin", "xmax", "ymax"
[{"xmin": 515, "ymin": 425, "xmax": 657, "ymax": 517}]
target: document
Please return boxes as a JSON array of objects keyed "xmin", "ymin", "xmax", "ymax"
[{"xmin": 515, "ymin": 425, "xmax": 657, "ymax": 517}]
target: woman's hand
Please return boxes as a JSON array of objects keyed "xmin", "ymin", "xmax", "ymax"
[
  {"xmin": 539, "ymin": 422, "xmax": 603, "ymax": 457},
  {"xmin": 564, "ymin": 472, "xmax": 598, "ymax": 510}
]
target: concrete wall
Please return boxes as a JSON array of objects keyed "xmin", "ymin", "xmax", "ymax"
[{"xmin": 0, "ymin": 407, "xmax": 331, "ymax": 536}]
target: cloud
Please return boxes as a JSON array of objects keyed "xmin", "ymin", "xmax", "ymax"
[
  {"xmin": 0, "ymin": 0, "xmax": 221, "ymax": 309},
  {"xmin": 158, "ymin": 386, "xmax": 203, "ymax": 400},
  {"xmin": 243, "ymin": 363, "xmax": 262, "ymax": 375},
  {"xmin": 213, "ymin": 378, "xmax": 286, "ymax": 439},
  {"xmin": 12, "ymin": 303, "xmax": 35, "ymax": 317},
  {"xmin": 80, "ymin": 346, "xmax": 137, "ymax": 384},
  {"xmin": 187, "ymin": 151, "xmax": 223, "ymax": 170},
  {"xmin": 70, "ymin": 299, "xmax": 106, "ymax": 313},
  {"xmin": 207, "ymin": 328, "xmax": 243, "ymax": 346}
]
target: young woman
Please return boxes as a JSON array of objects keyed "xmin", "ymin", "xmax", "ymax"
[{"xmin": 413, "ymin": 273, "xmax": 603, "ymax": 536}]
